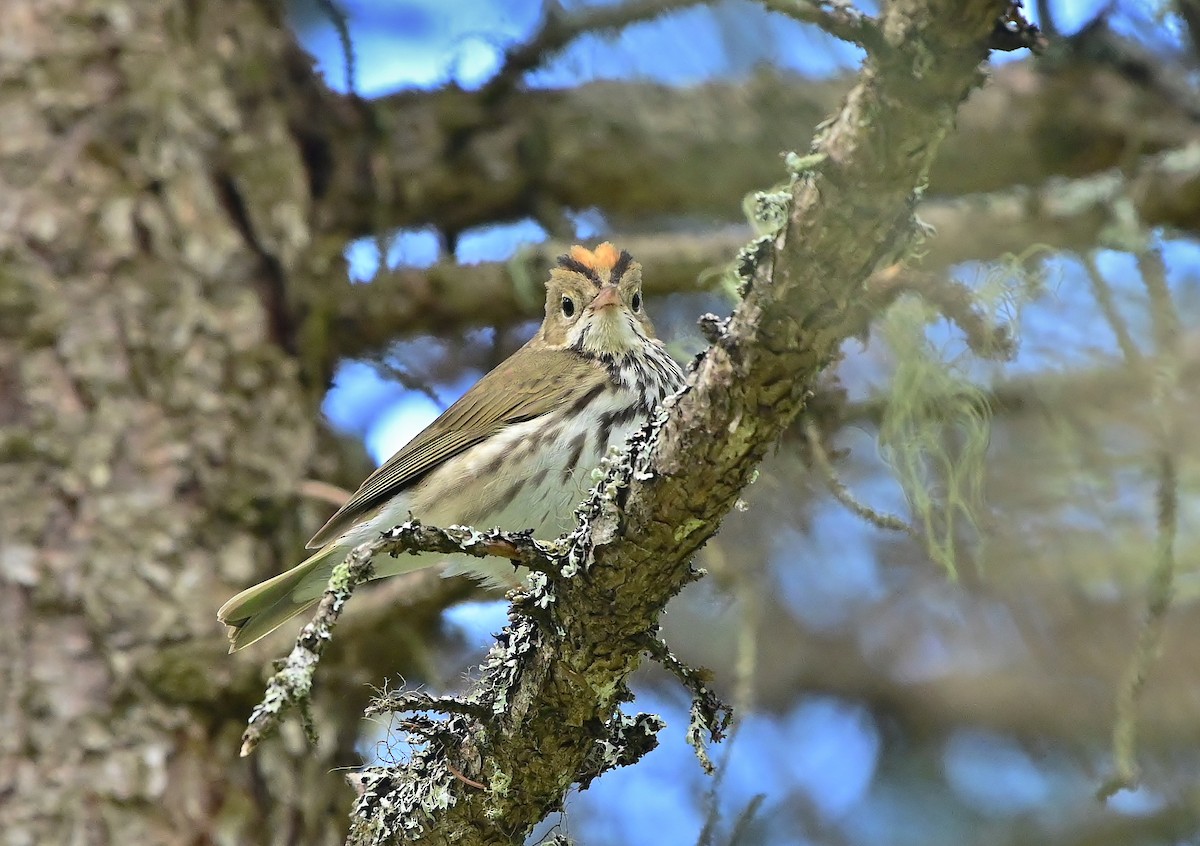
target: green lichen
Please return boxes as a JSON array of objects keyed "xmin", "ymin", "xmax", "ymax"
[{"xmin": 878, "ymin": 297, "xmax": 992, "ymax": 577}]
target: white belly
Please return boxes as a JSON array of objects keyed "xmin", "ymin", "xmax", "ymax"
[{"xmin": 344, "ymin": 386, "xmax": 646, "ymax": 586}]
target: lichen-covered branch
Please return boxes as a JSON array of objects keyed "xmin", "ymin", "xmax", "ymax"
[
  {"xmin": 240, "ymin": 522, "xmax": 559, "ymax": 757},
  {"xmin": 341, "ymin": 0, "xmax": 1019, "ymax": 841}
]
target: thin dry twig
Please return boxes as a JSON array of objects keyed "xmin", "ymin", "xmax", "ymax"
[
  {"xmin": 866, "ymin": 265, "xmax": 1016, "ymax": 360},
  {"xmin": 803, "ymin": 418, "xmax": 916, "ymax": 536},
  {"xmin": 485, "ymin": 0, "xmax": 709, "ymax": 97},
  {"xmin": 1081, "ymin": 253, "xmax": 1142, "ymax": 365},
  {"xmin": 298, "ymin": 479, "xmax": 353, "ymax": 508}
]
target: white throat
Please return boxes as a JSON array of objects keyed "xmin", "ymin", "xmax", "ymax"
[{"xmin": 572, "ymin": 309, "xmax": 643, "ymax": 355}]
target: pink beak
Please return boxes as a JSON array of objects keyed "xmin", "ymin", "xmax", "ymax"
[{"xmin": 591, "ymin": 286, "xmax": 621, "ymax": 311}]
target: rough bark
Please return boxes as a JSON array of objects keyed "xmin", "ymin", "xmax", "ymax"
[{"xmin": 0, "ymin": 1, "xmax": 376, "ymax": 842}]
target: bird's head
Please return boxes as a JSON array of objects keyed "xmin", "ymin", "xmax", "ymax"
[{"xmin": 537, "ymin": 242, "xmax": 656, "ymax": 355}]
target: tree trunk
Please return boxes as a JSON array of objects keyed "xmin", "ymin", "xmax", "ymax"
[{"xmin": 0, "ymin": 1, "xmax": 357, "ymax": 842}]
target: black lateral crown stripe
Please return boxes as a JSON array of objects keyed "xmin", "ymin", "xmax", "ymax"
[
  {"xmin": 556, "ymin": 255, "xmax": 602, "ymax": 284},
  {"xmin": 610, "ymin": 250, "xmax": 633, "ymax": 283}
]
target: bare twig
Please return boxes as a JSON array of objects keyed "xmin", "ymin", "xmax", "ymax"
[
  {"xmin": 803, "ymin": 418, "xmax": 916, "ymax": 536},
  {"xmin": 298, "ymin": 478, "xmax": 353, "ymax": 508},
  {"xmin": 866, "ymin": 265, "xmax": 1016, "ymax": 360},
  {"xmin": 1081, "ymin": 253, "xmax": 1142, "ymax": 365},
  {"xmin": 728, "ymin": 795, "xmax": 768, "ymax": 846},
  {"xmin": 759, "ymin": 0, "xmax": 883, "ymax": 50},
  {"xmin": 314, "ymin": 0, "xmax": 356, "ymax": 94},
  {"xmin": 1034, "ymin": 0, "xmax": 1059, "ymax": 39},
  {"xmin": 695, "ymin": 565, "xmax": 757, "ymax": 846},
  {"xmin": 484, "ymin": 0, "xmax": 709, "ymax": 98}
]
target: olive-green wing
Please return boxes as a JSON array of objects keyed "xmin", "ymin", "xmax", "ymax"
[{"xmin": 306, "ymin": 345, "xmax": 608, "ymax": 548}]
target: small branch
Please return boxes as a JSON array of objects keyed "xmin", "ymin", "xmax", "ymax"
[
  {"xmin": 918, "ymin": 144, "xmax": 1200, "ymax": 272},
  {"xmin": 759, "ymin": 0, "xmax": 884, "ymax": 50},
  {"xmin": 239, "ymin": 521, "xmax": 561, "ymax": 757},
  {"xmin": 1140, "ymin": 246, "xmax": 1183, "ymax": 356},
  {"xmin": 1098, "ymin": 450, "xmax": 1177, "ymax": 801},
  {"xmin": 365, "ymin": 358, "xmax": 446, "ymax": 406},
  {"xmin": 364, "ymin": 688, "xmax": 490, "ymax": 720},
  {"xmin": 728, "ymin": 795, "xmax": 769, "ymax": 846},
  {"xmin": 1034, "ymin": 0, "xmax": 1059, "ymax": 39},
  {"xmin": 865, "ymin": 265, "xmax": 1016, "ymax": 360},
  {"xmin": 314, "ymin": 0, "xmax": 357, "ymax": 94},
  {"xmin": 336, "ymin": 145, "xmax": 1200, "ymax": 356},
  {"xmin": 308, "ymin": 50, "xmax": 1200, "ymax": 254},
  {"xmin": 1081, "ymin": 253, "xmax": 1142, "ymax": 365},
  {"xmin": 484, "ymin": 0, "xmax": 709, "ymax": 98},
  {"xmin": 299, "ymin": 478, "xmax": 353, "ymax": 508},
  {"xmin": 803, "ymin": 418, "xmax": 916, "ymax": 536},
  {"xmin": 240, "ymin": 540, "xmax": 377, "ymax": 758},
  {"xmin": 576, "ymin": 712, "xmax": 666, "ymax": 789},
  {"xmin": 643, "ymin": 637, "xmax": 732, "ymax": 775}
]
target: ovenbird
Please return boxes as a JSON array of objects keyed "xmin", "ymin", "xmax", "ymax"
[{"xmin": 218, "ymin": 243, "xmax": 685, "ymax": 650}]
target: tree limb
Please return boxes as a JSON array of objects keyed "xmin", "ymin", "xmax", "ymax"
[
  {"xmin": 293, "ymin": 48, "xmax": 1199, "ymax": 247},
  {"xmin": 919, "ymin": 142, "xmax": 1200, "ymax": 268},
  {"xmin": 333, "ymin": 142, "xmax": 1200, "ymax": 355}
]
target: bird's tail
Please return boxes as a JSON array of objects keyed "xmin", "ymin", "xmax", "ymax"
[{"xmin": 217, "ymin": 544, "xmax": 345, "ymax": 652}]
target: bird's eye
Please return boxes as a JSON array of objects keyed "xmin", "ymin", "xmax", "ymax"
[
  {"xmin": 561, "ymin": 295, "xmax": 575, "ymax": 317},
  {"xmin": 631, "ymin": 292, "xmax": 642, "ymax": 312}
]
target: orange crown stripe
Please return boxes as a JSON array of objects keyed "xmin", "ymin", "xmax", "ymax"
[{"xmin": 568, "ymin": 242, "xmax": 621, "ymax": 272}]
